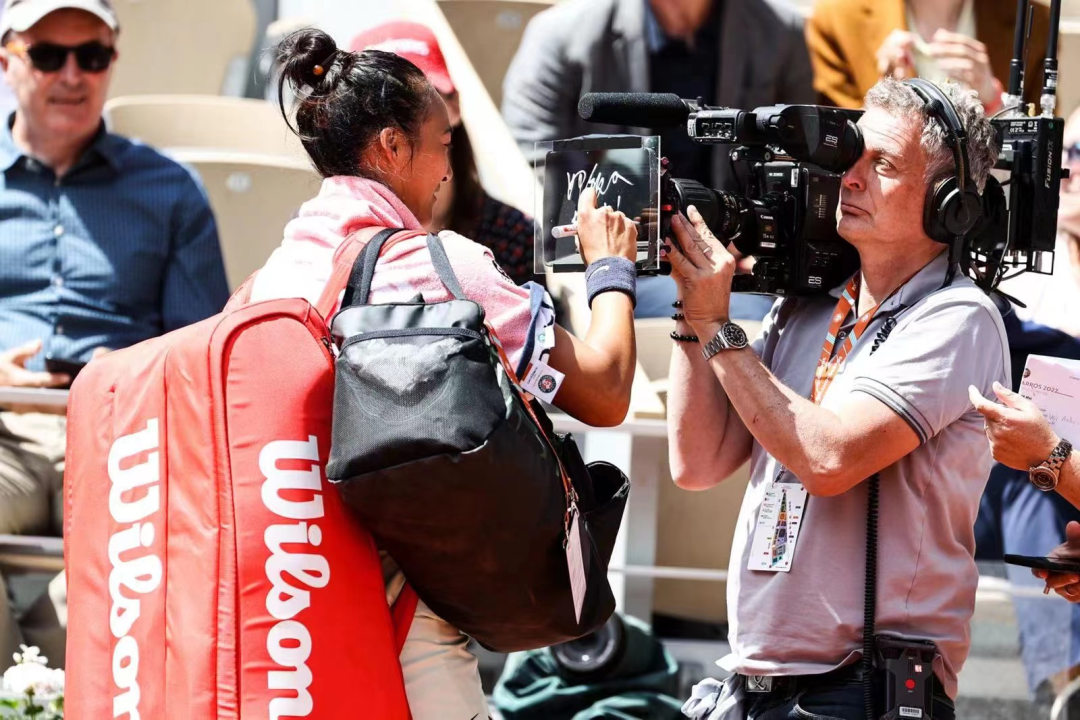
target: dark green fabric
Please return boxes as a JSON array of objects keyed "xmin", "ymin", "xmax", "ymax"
[
  {"xmin": 492, "ymin": 615, "xmax": 683, "ymax": 719},
  {"xmin": 571, "ymin": 693, "xmax": 684, "ymax": 719}
]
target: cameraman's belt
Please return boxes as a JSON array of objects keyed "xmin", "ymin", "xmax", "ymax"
[{"xmin": 741, "ymin": 663, "xmax": 863, "ymax": 694}]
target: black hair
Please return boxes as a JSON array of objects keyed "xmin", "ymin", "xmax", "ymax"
[{"xmin": 275, "ymin": 28, "xmax": 438, "ymax": 179}]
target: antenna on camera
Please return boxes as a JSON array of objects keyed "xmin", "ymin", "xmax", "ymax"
[
  {"xmin": 1040, "ymin": 0, "xmax": 1062, "ymax": 117},
  {"xmin": 1004, "ymin": 0, "xmax": 1030, "ymax": 112}
]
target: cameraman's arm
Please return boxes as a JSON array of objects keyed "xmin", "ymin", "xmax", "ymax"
[
  {"xmin": 668, "ymin": 323, "xmax": 755, "ymax": 491},
  {"xmin": 667, "ymin": 210, "xmax": 1007, "ymax": 497},
  {"xmin": 692, "ymin": 338, "xmax": 920, "ymax": 496}
]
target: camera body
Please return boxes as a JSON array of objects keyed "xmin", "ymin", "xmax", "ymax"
[
  {"xmin": 662, "ymin": 154, "xmax": 859, "ymax": 296},
  {"xmin": 570, "ymin": 85, "xmax": 1066, "ymax": 296},
  {"xmin": 658, "ymin": 104, "xmax": 864, "ymax": 296}
]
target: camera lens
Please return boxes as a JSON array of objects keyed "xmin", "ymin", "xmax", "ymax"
[{"xmin": 713, "ymin": 191, "xmax": 752, "ymax": 242}]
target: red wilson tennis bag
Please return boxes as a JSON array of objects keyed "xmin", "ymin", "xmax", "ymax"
[{"xmin": 62, "ymin": 234, "xmax": 419, "ymax": 719}]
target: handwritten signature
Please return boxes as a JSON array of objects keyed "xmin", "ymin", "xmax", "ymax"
[{"xmin": 566, "ymin": 163, "xmax": 635, "ymax": 203}]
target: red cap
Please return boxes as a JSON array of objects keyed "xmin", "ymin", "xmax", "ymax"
[{"xmin": 349, "ymin": 21, "xmax": 456, "ymax": 96}]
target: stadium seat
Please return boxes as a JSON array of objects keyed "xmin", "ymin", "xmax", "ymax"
[{"xmin": 169, "ymin": 151, "xmax": 322, "ymax": 290}]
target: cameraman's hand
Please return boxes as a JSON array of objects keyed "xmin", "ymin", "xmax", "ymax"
[
  {"xmin": 1034, "ymin": 522, "xmax": 1080, "ymax": 602},
  {"xmin": 876, "ymin": 30, "xmax": 916, "ymax": 81},
  {"xmin": 576, "ymin": 187, "xmax": 638, "ymax": 265},
  {"xmin": 664, "ymin": 206, "xmax": 735, "ymax": 331}
]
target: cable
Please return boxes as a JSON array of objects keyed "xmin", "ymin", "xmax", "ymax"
[
  {"xmin": 863, "ymin": 318, "xmax": 895, "ymax": 720},
  {"xmin": 991, "ymin": 104, "xmax": 1025, "ymax": 120},
  {"xmin": 863, "ymin": 472, "xmax": 880, "ymax": 720}
]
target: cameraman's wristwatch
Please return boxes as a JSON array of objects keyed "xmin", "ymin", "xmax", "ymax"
[
  {"xmin": 702, "ymin": 321, "xmax": 749, "ymax": 360},
  {"xmin": 1030, "ymin": 438, "xmax": 1074, "ymax": 492}
]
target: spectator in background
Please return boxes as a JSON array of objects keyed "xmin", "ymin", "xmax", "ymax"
[
  {"xmin": 501, "ymin": 0, "xmax": 813, "ymax": 318},
  {"xmin": 351, "ymin": 22, "xmax": 539, "ymax": 286},
  {"xmin": 971, "ymin": 307, "xmax": 1080, "ymax": 709},
  {"xmin": 0, "ymin": 0, "xmax": 229, "ymax": 669},
  {"xmin": 807, "ymin": 0, "xmax": 1050, "ymax": 112}
]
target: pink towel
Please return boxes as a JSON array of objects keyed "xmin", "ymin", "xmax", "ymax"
[{"xmin": 251, "ymin": 176, "xmax": 533, "ymax": 367}]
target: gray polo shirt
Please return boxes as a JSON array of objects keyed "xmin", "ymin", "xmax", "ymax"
[{"xmin": 722, "ymin": 251, "xmax": 1009, "ymax": 699}]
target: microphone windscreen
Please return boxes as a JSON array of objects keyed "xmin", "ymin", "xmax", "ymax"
[{"xmin": 578, "ymin": 93, "xmax": 691, "ymax": 128}]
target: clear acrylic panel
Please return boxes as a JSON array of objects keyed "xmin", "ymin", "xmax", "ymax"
[{"xmin": 533, "ymin": 135, "xmax": 661, "ymax": 274}]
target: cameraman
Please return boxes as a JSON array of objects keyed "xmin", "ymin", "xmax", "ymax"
[{"xmin": 668, "ymin": 78, "xmax": 1007, "ymax": 720}]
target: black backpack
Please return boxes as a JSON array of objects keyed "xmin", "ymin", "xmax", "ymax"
[{"xmin": 327, "ymin": 228, "xmax": 630, "ymax": 652}]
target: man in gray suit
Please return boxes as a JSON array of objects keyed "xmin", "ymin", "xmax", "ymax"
[{"xmin": 503, "ymin": 0, "xmax": 814, "ymax": 317}]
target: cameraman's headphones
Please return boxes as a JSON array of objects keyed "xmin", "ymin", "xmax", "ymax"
[{"xmin": 902, "ymin": 78, "xmax": 983, "ymax": 246}]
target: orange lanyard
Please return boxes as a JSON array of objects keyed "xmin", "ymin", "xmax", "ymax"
[{"xmin": 812, "ymin": 275, "xmax": 881, "ymax": 404}]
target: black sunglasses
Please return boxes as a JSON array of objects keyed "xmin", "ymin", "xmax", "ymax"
[{"xmin": 6, "ymin": 41, "xmax": 116, "ymax": 73}]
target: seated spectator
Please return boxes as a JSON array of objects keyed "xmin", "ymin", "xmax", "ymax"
[
  {"xmin": 0, "ymin": 0, "xmax": 229, "ymax": 669},
  {"xmin": 351, "ymin": 22, "xmax": 538, "ymax": 286},
  {"xmin": 807, "ymin": 0, "xmax": 1050, "ymax": 112},
  {"xmin": 501, "ymin": 0, "xmax": 811, "ymax": 319}
]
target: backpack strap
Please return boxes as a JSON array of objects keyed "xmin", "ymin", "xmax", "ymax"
[
  {"xmin": 314, "ymin": 227, "xmax": 425, "ymax": 318},
  {"xmin": 342, "ymin": 228, "xmax": 410, "ymax": 309},
  {"xmin": 424, "ymin": 233, "xmax": 467, "ymax": 301},
  {"xmin": 339, "ymin": 231, "xmax": 469, "ymax": 311}
]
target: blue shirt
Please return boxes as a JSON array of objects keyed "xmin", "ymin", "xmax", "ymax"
[{"xmin": 0, "ymin": 117, "xmax": 229, "ymax": 370}]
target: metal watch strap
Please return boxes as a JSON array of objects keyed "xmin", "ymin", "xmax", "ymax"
[
  {"xmin": 1031, "ymin": 438, "xmax": 1073, "ymax": 491},
  {"xmin": 1048, "ymin": 439, "xmax": 1074, "ymax": 471},
  {"xmin": 702, "ymin": 322, "xmax": 748, "ymax": 360}
]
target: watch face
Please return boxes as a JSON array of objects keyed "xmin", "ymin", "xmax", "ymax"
[
  {"xmin": 1031, "ymin": 467, "xmax": 1058, "ymax": 491},
  {"xmin": 722, "ymin": 323, "xmax": 749, "ymax": 348}
]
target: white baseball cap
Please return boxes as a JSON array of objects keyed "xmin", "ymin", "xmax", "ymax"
[{"xmin": 0, "ymin": 0, "xmax": 119, "ymax": 37}]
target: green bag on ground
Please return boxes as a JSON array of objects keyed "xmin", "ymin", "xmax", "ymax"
[{"xmin": 492, "ymin": 614, "xmax": 684, "ymax": 720}]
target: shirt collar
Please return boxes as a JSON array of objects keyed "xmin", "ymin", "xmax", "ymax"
[
  {"xmin": 827, "ymin": 249, "xmax": 955, "ymax": 314},
  {"xmin": 0, "ymin": 113, "xmax": 122, "ymax": 173}
]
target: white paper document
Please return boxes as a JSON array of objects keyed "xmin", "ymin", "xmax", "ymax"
[{"xmin": 1019, "ymin": 354, "xmax": 1080, "ymax": 443}]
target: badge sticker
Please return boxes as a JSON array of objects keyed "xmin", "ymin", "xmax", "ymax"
[{"xmin": 521, "ymin": 361, "xmax": 565, "ymax": 403}]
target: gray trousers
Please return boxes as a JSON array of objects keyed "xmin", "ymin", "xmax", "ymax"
[{"xmin": 0, "ymin": 412, "xmax": 67, "ymax": 669}]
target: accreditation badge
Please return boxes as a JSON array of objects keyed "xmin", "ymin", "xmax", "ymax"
[{"xmin": 747, "ymin": 468, "xmax": 808, "ymax": 573}]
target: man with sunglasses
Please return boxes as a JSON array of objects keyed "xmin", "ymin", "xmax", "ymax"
[{"xmin": 0, "ymin": 0, "xmax": 228, "ymax": 671}]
